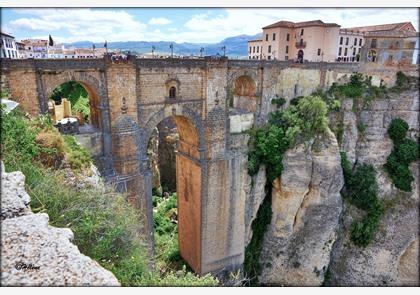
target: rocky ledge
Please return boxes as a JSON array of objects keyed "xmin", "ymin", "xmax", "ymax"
[{"xmin": 0, "ymin": 162, "xmax": 120, "ymax": 286}]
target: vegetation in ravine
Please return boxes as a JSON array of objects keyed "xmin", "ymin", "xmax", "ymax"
[
  {"xmin": 0, "ymin": 107, "xmax": 218, "ymax": 286},
  {"xmin": 384, "ymin": 118, "xmax": 419, "ymax": 192},
  {"xmin": 245, "ymin": 95, "xmax": 329, "ymax": 284},
  {"xmin": 340, "ymin": 152, "xmax": 383, "ymax": 247}
]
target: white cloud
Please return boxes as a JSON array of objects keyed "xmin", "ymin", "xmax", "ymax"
[
  {"xmin": 8, "ymin": 8, "xmax": 148, "ymax": 42},
  {"xmin": 148, "ymin": 17, "xmax": 172, "ymax": 26}
]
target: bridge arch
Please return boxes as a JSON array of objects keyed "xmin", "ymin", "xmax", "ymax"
[
  {"xmin": 139, "ymin": 105, "xmax": 206, "ymax": 273},
  {"xmin": 41, "ymin": 71, "xmax": 107, "ymax": 129}
]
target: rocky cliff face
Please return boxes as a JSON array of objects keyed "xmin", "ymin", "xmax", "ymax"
[
  {"xmin": 327, "ymin": 89, "xmax": 419, "ymax": 286},
  {"xmin": 253, "ymin": 86, "xmax": 419, "ymax": 286},
  {"xmin": 259, "ymin": 130, "xmax": 344, "ymax": 286},
  {"xmin": 0, "ymin": 163, "xmax": 120, "ymax": 286}
]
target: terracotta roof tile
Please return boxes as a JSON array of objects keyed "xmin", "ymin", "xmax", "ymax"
[
  {"xmin": 263, "ymin": 19, "xmax": 339, "ymax": 29},
  {"xmin": 343, "ymin": 22, "xmax": 415, "ymax": 33}
]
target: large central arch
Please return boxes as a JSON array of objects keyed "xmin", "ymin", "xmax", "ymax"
[{"xmin": 140, "ymin": 105, "xmax": 206, "ymax": 273}]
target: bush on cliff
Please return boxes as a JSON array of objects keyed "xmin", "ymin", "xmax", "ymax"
[
  {"xmin": 340, "ymin": 152, "xmax": 383, "ymax": 247},
  {"xmin": 384, "ymin": 118, "xmax": 419, "ymax": 192}
]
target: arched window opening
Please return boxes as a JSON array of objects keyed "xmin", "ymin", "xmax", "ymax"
[{"xmin": 169, "ymin": 86, "xmax": 177, "ymax": 98}]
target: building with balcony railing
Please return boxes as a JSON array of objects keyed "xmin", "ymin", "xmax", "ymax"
[{"xmin": 247, "ymin": 19, "xmax": 340, "ymax": 62}]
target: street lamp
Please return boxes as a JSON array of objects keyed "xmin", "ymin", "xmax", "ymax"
[
  {"xmin": 170, "ymin": 43, "xmax": 174, "ymax": 58},
  {"xmin": 221, "ymin": 46, "xmax": 226, "ymax": 57},
  {"xmin": 200, "ymin": 47, "xmax": 204, "ymax": 58}
]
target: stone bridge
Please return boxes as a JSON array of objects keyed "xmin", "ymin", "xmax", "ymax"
[{"xmin": 1, "ymin": 57, "xmax": 364, "ymax": 274}]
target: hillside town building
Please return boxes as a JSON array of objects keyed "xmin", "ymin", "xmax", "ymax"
[
  {"xmin": 347, "ymin": 22, "xmax": 419, "ymax": 66},
  {"xmin": 337, "ymin": 29, "xmax": 364, "ymax": 62},
  {"xmin": 0, "ymin": 32, "xmax": 20, "ymax": 59},
  {"xmin": 248, "ymin": 20, "xmax": 340, "ymax": 62},
  {"xmin": 248, "ymin": 39, "xmax": 262, "ymax": 59}
]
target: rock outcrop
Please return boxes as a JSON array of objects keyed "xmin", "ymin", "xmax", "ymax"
[
  {"xmin": 327, "ymin": 89, "xmax": 419, "ymax": 286},
  {"xmin": 259, "ymin": 130, "xmax": 344, "ymax": 286},
  {"xmin": 1, "ymin": 164, "xmax": 120, "ymax": 286}
]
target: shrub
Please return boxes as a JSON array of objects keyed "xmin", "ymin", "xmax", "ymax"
[
  {"xmin": 384, "ymin": 118, "xmax": 419, "ymax": 192},
  {"xmin": 349, "ymin": 204, "xmax": 383, "ymax": 247},
  {"xmin": 387, "ymin": 118, "xmax": 408, "ymax": 144},
  {"xmin": 394, "ymin": 71, "xmax": 410, "ymax": 90},
  {"xmin": 395, "ymin": 138, "xmax": 419, "ymax": 164},
  {"xmin": 340, "ymin": 152, "xmax": 383, "ymax": 247},
  {"xmin": 271, "ymin": 97, "xmax": 286, "ymax": 107},
  {"xmin": 357, "ymin": 122, "xmax": 366, "ymax": 134},
  {"xmin": 35, "ymin": 130, "xmax": 65, "ymax": 168},
  {"xmin": 244, "ymin": 187, "xmax": 272, "ymax": 285}
]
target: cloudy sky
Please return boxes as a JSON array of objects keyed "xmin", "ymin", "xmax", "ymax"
[{"xmin": 1, "ymin": 8, "xmax": 418, "ymax": 43}]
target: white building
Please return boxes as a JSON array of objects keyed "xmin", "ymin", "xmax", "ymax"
[
  {"xmin": 15, "ymin": 41, "xmax": 26, "ymax": 58},
  {"xmin": 337, "ymin": 29, "xmax": 364, "ymax": 62},
  {"xmin": 21, "ymin": 39, "xmax": 48, "ymax": 58},
  {"xmin": 1, "ymin": 32, "xmax": 19, "ymax": 59},
  {"xmin": 248, "ymin": 39, "xmax": 262, "ymax": 59}
]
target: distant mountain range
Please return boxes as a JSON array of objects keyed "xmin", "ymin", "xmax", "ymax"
[{"xmin": 65, "ymin": 34, "xmax": 261, "ymax": 58}]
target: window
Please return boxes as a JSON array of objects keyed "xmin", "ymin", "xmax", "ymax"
[
  {"xmin": 300, "ymin": 39, "xmax": 303, "ymax": 45},
  {"xmin": 268, "ymin": 56, "xmax": 271, "ymax": 60},
  {"xmin": 338, "ymin": 47, "xmax": 342, "ymax": 56},
  {"xmin": 388, "ymin": 55, "xmax": 393, "ymax": 62},
  {"xmin": 285, "ymin": 56, "xmax": 289, "ymax": 60},
  {"xmin": 353, "ymin": 48, "xmax": 356, "ymax": 55},
  {"xmin": 253, "ymin": 46, "xmax": 255, "ymax": 53},
  {"xmin": 169, "ymin": 86, "xmax": 177, "ymax": 98},
  {"xmin": 266, "ymin": 34, "xmax": 268, "ymax": 41},
  {"xmin": 249, "ymin": 47, "xmax": 251, "ymax": 54},
  {"xmin": 257, "ymin": 46, "xmax": 259, "ymax": 53},
  {"xmin": 268, "ymin": 45, "xmax": 271, "ymax": 53},
  {"xmin": 340, "ymin": 37, "xmax": 343, "ymax": 45},
  {"xmin": 367, "ymin": 50, "xmax": 377, "ymax": 62},
  {"xmin": 285, "ymin": 45, "xmax": 289, "ymax": 54},
  {"xmin": 286, "ymin": 33, "xmax": 290, "ymax": 41},
  {"xmin": 358, "ymin": 48, "xmax": 361, "ymax": 54},
  {"xmin": 344, "ymin": 48, "xmax": 348, "ymax": 56},
  {"xmin": 301, "ymin": 29, "xmax": 304, "ymax": 36},
  {"xmin": 317, "ymin": 49, "xmax": 321, "ymax": 56},
  {"xmin": 371, "ymin": 39, "xmax": 377, "ymax": 48},
  {"xmin": 359, "ymin": 39, "xmax": 362, "ymax": 46},
  {"xmin": 346, "ymin": 37, "xmax": 349, "ymax": 45},
  {"xmin": 354, "ymin": 38, "xmax": 357, "ymax": 46},
  {"xmin": 273, "ymin": 33, "xmax": 276, "ymax": 41}
]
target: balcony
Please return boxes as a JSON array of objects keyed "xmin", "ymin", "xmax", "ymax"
[{"xmin": 295, "ymin": 41, "xmax": 307, "ymax": 49}]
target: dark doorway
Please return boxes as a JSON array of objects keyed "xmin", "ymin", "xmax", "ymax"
[
  {"xmin": 169, "ymin": 86, "xmax": 177, "ymax": 98},
  {"xmin": 297, "ymin": 50, "xmax": 304, "ymax": 63}
]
